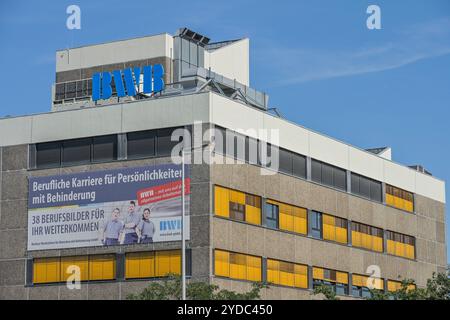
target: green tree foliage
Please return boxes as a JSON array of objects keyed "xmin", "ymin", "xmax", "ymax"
[
  {"xmin": 127, "ymin": 274, "xmax": 267, "ymax": 300},
  {"xmin": 311, "ymin": 284, "xmax": 339, "ymax": 300}
]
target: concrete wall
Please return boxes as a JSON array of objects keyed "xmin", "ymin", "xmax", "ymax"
[
  {"xmin": 204, "ymin": 39, "xmax": 250, "ymax": 86},
  {"xmin": 56, "ymin": 34, "xmax": 173, "ymax": 73}
]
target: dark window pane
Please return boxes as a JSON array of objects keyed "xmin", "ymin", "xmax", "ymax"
[
  {"xmin": 62, "ymin": 138, "xmax": 91, "ymax": 165},
  {"xmin": 311, "ymin": 160, "xmax": 322, "ymax": 183},
  {"xmin": 370, "ymin": 180, "xmax": 382, "ymax": 202},
  {"xmin": 229, "ymin": 202, "xmax": 245, "ymax": 221},
  {"xmin": 293, "ymin": 154, "xmax": 306, "ymax": 178},
  {"xmin": 360, "ymin": 176, "xmax": 371, "ymax": 198},
  {"xmin": 55, "ymin": 83, "xmax": 65, "ymax": 100},
  {"xmin": 351, "ymin": 173, "xmax": 360, "ymax": 194},
  {"xmin": 157, "ymin": 128, "xmax": 182, "ymax": 157},
  {"xmin": 93, "ymin": 135, "xmax": 117, "ymax": 162},
  {"xmin": 333, "ymin": 168, "xmax": 347, "ymax": 190},
  {"xmin": 336, "ymin": 284, "xmax": 347, "ymax": 296},
  {"xmin": 213, "ymin": 127, "xmax": 226, "ymax": 155},
  {"xmin": 36, "ymin": 142, "xmax": 61, "ymax": 168},
  {"xmin": 279, "ymin": 148, "xmax": 293, "ymax": 175},
  {"xmin": 234, "ymin": 133, "xmax": 246, "ymax": 162},
  {"xmin": 127, "ymin": 130, "xmax": 155, "ymax": 158},
  {"xmin": 322, "ymin": 163, "xmax": 333, "ymax": 186},
  {"xmin": 310, "ymin": 211, "xmax": 322, "ymax": 239},
  {"xmin": 246, "ymin": 137, "xmax": 259, "ymax": 165},
  {"xmin": 265, "ymin": 203, "xmax": 278, "ymax": 229}
]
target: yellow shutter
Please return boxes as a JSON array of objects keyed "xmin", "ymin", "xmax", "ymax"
[
  {"xmin": 230, "ymin": 253, "xmax": 246, "ymax": 280},
  {"xmin": 313, "ymin": 267, "xmax": 324, "ymax": 280},
  {"xmin": 125, "ymin": 252, "xmax": 155, "ymax": 279},
  {"xmin": 294, "ymin": 264, "xmax": 308, "ymax": 288},
  {"xmin": 266, "ymin": 259, "xmax": 279, "ymax": 284},
  {"xmin": 214, "ymin": 250, "xmax": 230, "ymax": 277},
  {"xmin": 352, "ymin": 231, "xmax": 362, "ymax": 248},
  {"xmin": 245, "ymin": 205, "xmax": 261, "ymax": 225},
  {"xmin": 336, "ymin": 271, "xmax": 348, "ymax": 284},
  {"xmin": 89, "ymin": 255, "xmax": 115, "ymax": 281},
  {"xmin": 246, "ymin": 255, "xmax": 262, "ymax": 282},
  {"xmin": 336, "ymin": 227, "xmax": 347, "ymax": 244},
  {"xmin": 293, "ymin": 207, "xmax": 307, "ymax": 235},
  {"xmin": 214, "ymin": 186, "xmax": 230, "ymax": 218},
  {"xmin": 155, "ymin": 251, "xmax": 172, "ymax": 277},
  {"xmin": 33, "ymin": 258, "xmax": 61, "ymax": 284},
  {"xmin": 61, "ymin": 256, "xmax": 88, "ymax": 282}
]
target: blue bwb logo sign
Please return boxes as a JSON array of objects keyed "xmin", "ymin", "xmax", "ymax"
[{"xmin": 92, "ymin": 64, "xmax": 164, "ymax": 101}]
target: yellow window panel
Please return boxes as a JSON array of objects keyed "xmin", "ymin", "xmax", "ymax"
[
  {"xmin": 372, "ymin": 237, "xmax": 384, "ymax": 252},
  {"xmin": 169, "ymin": 251, "xmax": 181, "ymax": 275},
  {"xmin": 294, "ymin": 264, "xmax": 308, "ymax": 289},
  {"xmin": 245, "ymin": 205, "xmax": 261, "ymax": 225},
  {"xmin": 293, "ymin": 216, "xmax": 307, "ymax": 235},
  {"xmin": 387, "ymin": 280, "xmax": 401, "ymax": 292},
  {"xmin": 352, "ymin": 274, "xmax": 365, "ymax": 287},
  {"xmin": 322, "ymin": 214, "xmax": 335, "ymax": 226},
  {"xmin": 279, "ymin": 211, "xmax": 293, "ymax": 232},
  {"xmin": 312, "ymin": 267, "xmax": 324, "ymax": 280},
  {"xmin": 267, "ymin": 259, "xmax": 280, "ymax": 284},
  {"xmin": 89, "ymin": 255, "xmax": 115, "ymax": 281},
  {"xmin": 230, "ymin": 190, "xmax": 245, "ymax": 204},
  {"xmin": 336, "ymin": 271, "xmax": 348, "ymax": 284},
  {"xmin": 246, "ymin": 256, "xmax": 262, "ymax": 282},
  {"xmin": 404, "ymin": 200, "xmax": 414, "ymax": 212},
  {"xmin": 352, "ymin": 232, "xmax": 362, "ymax": 248},
  {"xmin": 279, "ymin": 270, "xmax": 294, "ymax": 287},
  {"xmin": 156, "ymin": 251, "xmax": 172, "ymax": 277},
  {"xmin": 405, "ymin": 244, "xmax": 415, "ymax": 259},
  {"xmin": 34, "ymin": 258, "xmax": 61, "ymax": 284},
  {"xmin": 395, "ymin": 242, "xmax": 405, "ymax": 257},
  {"xmin": 230, "ymin": 253, "xmax": 246, "ymax": 280},
  {"xmin": 387, "ymin": 240, "xmax": 396, "ymax": 255},
  {"xmin": 214, "ymin": 186, "xmax": 230, "ymax": 218},
  {"xmin": 61, "ymin": 256, "xmax": 88, "ymax": 282},
  {"xmin": 214, "ymin": 250, "xmax": 230, "ymax": 277},
  {"xmin": 336, "ymin": 227, "xmax": 348, "ymax": 244},
  {"xmin": 386, "ymin": 194, "xmax": 395, "ymax": 207}
]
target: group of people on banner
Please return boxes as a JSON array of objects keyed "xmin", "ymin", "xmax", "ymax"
[{"xmin": 101, "ymin": 201, "xmax": 155, "ymax": 246}]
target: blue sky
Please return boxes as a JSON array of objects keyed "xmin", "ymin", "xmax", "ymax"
[{"xmin": 0, "ymin": 1, "xmax": 449, "ymax": 261}]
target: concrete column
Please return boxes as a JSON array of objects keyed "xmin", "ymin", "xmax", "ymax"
[
  {"xmin": 381, "ymin": 182, "xmax": 386, "ymax": 204},
  {"xmin": 117, "ymin": 133, "xmax": 127, "ymax": 160},
  {"xmin": 346, "ymin": 170, "xmax": 352, "ymax": 193},
  {"xmin": 348, "ymin": 220, "xmax": 352, "ymax": 246},
  {"xmin": 306, "ymin": 157, "xmax": 312, "ymax": 181},
  {"xmin": 116, "ymin": 253, "xmax": 125, "ymax": 281},
  {"xmin": 262, "ymin": 257, "xmax": 267, "ymax": 283},
  {"xmin": 25, "ymin": 258, "xmax": 33, "ymax": 286}
]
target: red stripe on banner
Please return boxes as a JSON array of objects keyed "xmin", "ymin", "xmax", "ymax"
[{"xmin": 136, "ymin": 178, "xmax": 190, "ymax": 206}]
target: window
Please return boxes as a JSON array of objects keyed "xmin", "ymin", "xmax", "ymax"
[
  {"xmin": 386, "ymin": 185, "xmax": 414, "ymax": 212},
  {"xmin": 311, "ymin": 159, "xmax": 347, "ymax": 191},
  {"xmin": 352, "ymin": 274, "xmax": 384, "ymax": 298},
  {"xmin": 92, "ymin": 135, "xmax": 117, "ymax": 162},
  {"xmin": 279, "ymin": 148, "xmax": 293, "ymax": 175},
  {"xmin": 387, "ymin": 280, "xmax": 416, "ymax": 292},
  {"xmin": 156, "ymin": 128, "xmax": 183, "ymax": 157},
  {"xmin": 351, "ymin": 173, "xmax": 382, "ymax": 202},
  {"xmin": 313, "ymin": 267, "xmax": 349, "ymax": 295},
  {"xmin": 292, "ymin": 153, "xmax": 307, "ymax": 179},
  {"xmin": 62, "ymin": 138, "xmax": 91, "ymax": 165},
  {"xmin": 266, "ymin": 200, "xmax": 307, "ymax": 235},
  {"xmin": 264, "ymin": 202, "xmax": 279, "ymax": 229},
  {"xmin": 127, "ymin": 130, "xmax": 155, "ymax": 158},
  {"xmin": 33, "ymin": 257, "xmax": 61, "ymax": 284},
  {"xmin": 267, "ymin": 259, "xmax": 308, "ymax": 289},
  {"xmin": 33, "ymin": 255, "xmax": 116, "ymax": 284},
  {"xmin": 310, "ymin": 211, "xmax": 322, "ymax": 239},
  {"xmin": 351, "ymin": 222, "xmax": 383, "ymax": 252},
  {"xmin": 155, "ymin": 250, "xmax": 181, "ymax": 277},
  {"xmin": 214, "ymin": 250, "xmax": 262, "ymax": 282},
  {"xmin": 36, "ymin": 142, "xmax": 61, "ymax": 168},
  {"xmin": 322, "ymin": 214, "xmax": 348, "ymax": 244},
  {"xmin": 386, "ymin": 231, "xmax": 415, "ymax": 259},
  {"xmin": 88, "ymin": 254, "xmax": 116, "ymax": 281},
  {"xmin": 214, "ymin": 186, "xmax": 262, "ymax": 225}
]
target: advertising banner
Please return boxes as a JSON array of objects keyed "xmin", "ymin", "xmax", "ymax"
[{"xmin": 27, "ymin": 164, "xmax": 190, "ymax": 251}]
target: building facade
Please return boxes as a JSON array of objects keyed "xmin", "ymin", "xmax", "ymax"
[{"xmin": 0, "ymin": 29, "xmax": 446, "ymax": 300}]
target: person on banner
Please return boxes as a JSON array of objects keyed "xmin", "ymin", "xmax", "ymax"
[
  {"xmin": 137, "ymin": 208, "xmax": 155, "ymax": 243},
  {"xmin": 101, "ymin": 208, "xmax": 123, "ymax": 246},
  {"xmin": 123, "ymin": 201, "xmax": 141, "ymax": 244}
]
